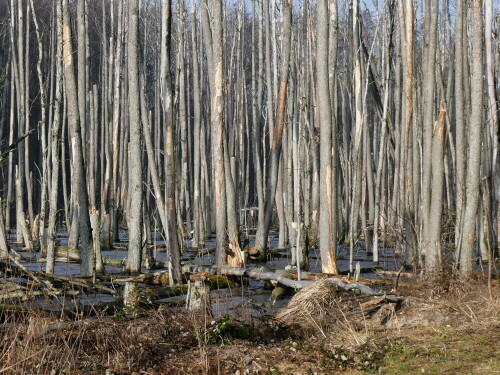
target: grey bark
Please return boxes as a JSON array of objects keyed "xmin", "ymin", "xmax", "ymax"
[
  {"xmin": 317, "ymin": 0, "xmax": 338, "ymax": 274},
  {"xmin": 458, "ymin": 0, "xmax": 484, "ymax": 277},
  {"xmin": 61, "ymin": 0, "xmax": 94, "ymax": 277}
]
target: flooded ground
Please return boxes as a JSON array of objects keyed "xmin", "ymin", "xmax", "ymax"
[
  {"xmin": 3, "ymin": 230, "xmax": 404, "ymax": 317},
  {"xmin": 2, "ymin": 231, "xmax": 499, "ymax": 374}
]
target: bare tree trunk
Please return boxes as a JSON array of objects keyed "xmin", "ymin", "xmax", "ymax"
[
  {"xmin": 67, "ymin": 0, "xmax": 87, "ymax": 249},
  {"xmin": 159, "ymin": 0, "xmax": 181, "ymax": 282},
  {"xmin": 46, "ymin": 0, "xmax": 63, "ymax": 274},
  {"xmin": 125, "ymin": 0, "xmax": 143, "ymax": 274},
  {"xmin": 420, "ymin": 0, "xmax": 439, "ymax": 269},
  {"xmin": 28, "ymin": 0, "xmax": 48, "ymax": 249},
  {"xmin": 454, "ymin": 0, "xmax": 466, "ymax": 253},
  {"xmin": 254, "ymin": 0, "xmax": 293, "ymax": 257},
  {"xmin": 61, "ymin": 0, "xmax": 94, "ymax": 277},
  {"xmin": 252, "ymin": 0, "xmax": 265, "ymax": 254},
  {"xmin": 317, "ymin": 0, "xmax": 338, "ymax": 274},
  {"xmin": 191, "ymin": 2, "xmax": 202, "ymax": 249},
  {"xmin": 458, "ymin": 0, "xmax": 483, "ymax": 277},
  {"xmin": 373, "ymin": 0, "xmax": 393, "ymax": 265},
  {"xmin": 484, "ymin": 0, "xmax": 499, "ymax": 255},
  {"xmin": 0, "ymin": 199, "xmax": 9, "ymax": 259},
  {"xmin": 349, "ymin": 0, "xmax": 363, "ymax": 273}
]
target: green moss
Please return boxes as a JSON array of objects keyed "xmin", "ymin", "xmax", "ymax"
[
  {"xmin": 206, "ymin": 275, "xmax": 236, "ymax": 289},
  {"xmin": 169, "ymin": 284, "xmax": 189, "ymax": 296},
  {"xmin": 203, "ymin": 314, "xmax": 258, "ymax": 344},
  {"xmin": 55, "ymin": 246, "xmax": 80, "ymax": 252}
]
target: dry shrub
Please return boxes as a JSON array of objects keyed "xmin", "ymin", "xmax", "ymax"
[
  {"xmin": 389, "ymin": 276, "xmax": 500, "ymax": 333},
  {"xmin": 275, "ymin": 281, "xmax": 372, "ymax": 336},
  {"xmin": 0, "ymin": 307, "xmax": 196, "ymax": 374}
]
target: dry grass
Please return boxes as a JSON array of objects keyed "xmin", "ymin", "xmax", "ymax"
[
  {"xmin": 0, "ymin": 306, "xmax": 196, "ymax": 374},
  {"xmin": 0, "ymin": 278, "xmax": 498, "ymax": 374},
  {"xmin": 275, "ymin": 280, "xmax": 399, "ymax": 347}
]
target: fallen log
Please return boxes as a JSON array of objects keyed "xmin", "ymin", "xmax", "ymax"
[
  {"xmin": 40, "ymin": 272, "xmax": 118, "ymax": 295},
  {"xmin": 0, "ymin": 256, "xmax": 118, "ymax": 296},
  {"xmin": 3, "ymin": 250, "xmax": 60, "ymax": 296},
  {"xmin": 98, "ymin": 269, "xmax": 171, "ymax": 285},
  {"xmin": 102, "ymin": 256, "xmax": 125, "ymax": 267},
  {"xmin": 181, "ymin": 265, "xmax": 404, "ymax": 300},
  {"xmin": 376, "ymin": 269, "xmax": 415, "ymax": 278}
]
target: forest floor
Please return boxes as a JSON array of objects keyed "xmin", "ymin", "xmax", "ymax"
[{"xmin": 0, "ymin": 274, "xmax": 498, "ymax": 374}]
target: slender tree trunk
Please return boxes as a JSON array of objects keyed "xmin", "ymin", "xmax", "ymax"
[
  {"xmin": 420, "ymin": 0, "xmax": 439, "ymax": 269},
  {"xmin": 454, "ymin": 0, "xmax": 466, "ymax": 253},
  {"xmin": 61, "ymin": 0, "xmax": 94, "ymax": 277},
  {"xmin": 125, "ymin": 0, "xmax": 143, "ymax": 274},
  {"xmin": 458, "ymin": 0, "xmax": 484, "ymax": 277},
  {"xmin": 159, "ymin": 0, "xmax": 181, "ymax": 282},
  {"xmin": 254, "ymin": 0, "xmax": 293, "ymax": 257},
  {"xmin": 46, "ymin": 0, "xmax": 63, "ymax": 274},
  {"xmin": 317, "ymin": 0, "xmax": 338, "ymax": 274}
]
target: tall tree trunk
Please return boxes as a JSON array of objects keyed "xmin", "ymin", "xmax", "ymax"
[
  {"xmin": 420, "ymin": 0, "xmax": 439, "ymax": 269},
  {"xmin": 254, "ymin": 0, "xmax": 293, "ymax": 257},
  {"xmin": 317, "ymin": 0, "xmax": 338, "ymax": 274},
  {"xmin": 454, "ymin": 0, "xmax": 466, "ymax": 253},
  {"xmin": 46, "ymin": 0, "xmax": 63, "ymax": 274},
  {"xmin": 61, "ymin": 0, "xmax": 94, "ymax": 277},
  {"xmin": 160, "ymin": 0, "xmax": 181, "ymax": 282},
  {"xmin": 458, "ymin": 0, "xmax": 484, "ymax": 277},
  {"xmin": 125, "ymin": 0, "xmax": 143, "ymax": 274}
]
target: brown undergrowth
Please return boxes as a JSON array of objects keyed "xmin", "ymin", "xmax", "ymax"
[{"xmin": 0, "ymin": 277, "xmax": 498, "ymax": 374}]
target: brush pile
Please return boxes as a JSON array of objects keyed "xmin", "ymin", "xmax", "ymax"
[{"xmin": 276, "ymin": 280, "xmax": 401, "ymax": 332}]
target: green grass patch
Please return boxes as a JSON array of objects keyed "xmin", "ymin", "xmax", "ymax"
[{"xmin": 378, "ymin": 330, "xmax": 500, "ymax": 374}]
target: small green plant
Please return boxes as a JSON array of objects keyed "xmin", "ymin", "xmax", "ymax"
[
  {"xmin": 113, "ymin": 308, "xmax": 126, "ymax": 319},
  {"xmin": 201, "ymin": 314, "xmax": 257, "ymax": 344}
]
